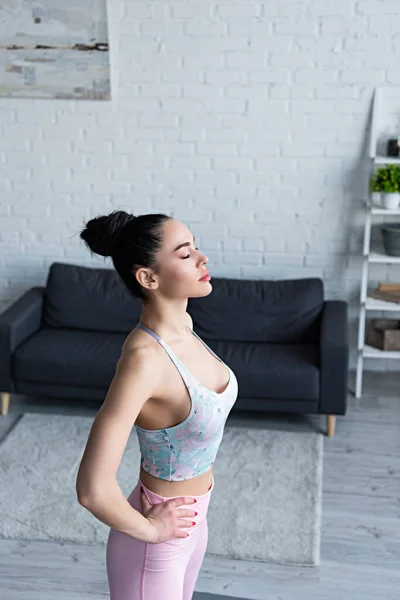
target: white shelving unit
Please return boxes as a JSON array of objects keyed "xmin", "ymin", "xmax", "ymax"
[{"xmin": 355, "ymin": 87, "xmax": 400, "ymax": 398}]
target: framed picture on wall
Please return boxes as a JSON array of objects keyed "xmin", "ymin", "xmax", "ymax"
[{"xmin": 0, "ymin": 0, "xmax": 111, "ymax": 100}]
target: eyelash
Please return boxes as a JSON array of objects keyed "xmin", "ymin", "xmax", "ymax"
[{"xmin": 183, "ymin": 247, "xmax": 199, "ymax": 259}]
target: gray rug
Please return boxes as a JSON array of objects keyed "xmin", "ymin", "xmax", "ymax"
[{"xmin": 0, "ymin": 413, "xmax": 323, "ymax": 566}]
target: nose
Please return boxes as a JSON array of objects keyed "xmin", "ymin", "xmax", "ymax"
[{"xmin": 199, "ymin": 252, "xmax": 208, "ymax": 265}]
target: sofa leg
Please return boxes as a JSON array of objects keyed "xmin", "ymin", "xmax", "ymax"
[
  {"xmin": 327, "ymin": 415, "xmax": 336, "ymax": 437},
  {"xmin": 1, "ymin": 393, "xmax": 10, "ymax": 416}
]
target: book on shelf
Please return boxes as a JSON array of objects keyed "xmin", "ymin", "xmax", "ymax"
[
  {"xmin": 378, "ymin": 282, "xmax": 400, "ymax": 292},
  {"xmin": 370, "ymin": 289, "xmax": 400, "ymax": 304}
]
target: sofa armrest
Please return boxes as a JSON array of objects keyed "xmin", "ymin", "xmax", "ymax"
[
  {"xmin": 319, "ymin": 300, "xmax": 349, "ymax": 416},
  {"xmin": 0, "ymin": 287, "xmax": 45, "ymax": 392}
]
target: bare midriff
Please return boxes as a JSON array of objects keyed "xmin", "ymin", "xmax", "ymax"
[{"xmin": 139, "ymin": 464, "xmax": 214, "ymax": 498}]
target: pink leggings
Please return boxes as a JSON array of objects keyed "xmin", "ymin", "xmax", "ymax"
[{"xmin": 106, "ymin": 475, "xmax": 215, "ymax": 600}]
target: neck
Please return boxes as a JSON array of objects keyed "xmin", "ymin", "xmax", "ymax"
[{"xmin": 139, "ymin": 300, "xmax": 189, "ymax": 342}]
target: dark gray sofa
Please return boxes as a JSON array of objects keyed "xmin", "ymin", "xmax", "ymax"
[{"xmin": 0, "ymin": 262, "xmax": 349, "ymax": 436}]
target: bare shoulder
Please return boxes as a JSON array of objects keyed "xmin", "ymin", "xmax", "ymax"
[
  {"xmin": 121, "ymin": 325, "xmax": 160, "ymax": 359},
  {"xmin": 117, "ymin": 314, "xmax": 192, "ymax": 383},
  {"xmin": 118, "ymin": 328, "xmax": 162, "ymax": 374},
  {"xmin": 117, "ymin": 326, "xmax": 166, "ymax": 389},
  {"xmin": 92, "ymin": 337, "xmax": 165, "ymax": 430}
]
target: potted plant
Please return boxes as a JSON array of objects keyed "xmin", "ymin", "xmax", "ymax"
[
  {"xmin": 369, "ymin": 164, "xmax": 400, "ymax": 210},
  {"xmin": 369, "ymin": 175, "xmax": 382, "ymax": 207}
]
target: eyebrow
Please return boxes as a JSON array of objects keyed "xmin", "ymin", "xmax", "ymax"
[{"xmin": 173, "ymin": 235, "xmax": 196, "ymax": 252}]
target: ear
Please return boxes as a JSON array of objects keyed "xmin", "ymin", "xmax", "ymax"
[{"xmin": 136, "ymin": 267, "xmax": 158, "ymax": 291}]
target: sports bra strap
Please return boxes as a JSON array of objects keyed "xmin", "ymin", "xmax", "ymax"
[
  {"xmin": 136, "ymin": 323, "xmax": 193, "ymax": 387},
  {"xmin": 136, "ymin": 323, "xmax": 160, "ymax": 342}
]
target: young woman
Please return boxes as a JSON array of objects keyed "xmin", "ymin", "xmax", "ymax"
[{"xmin": 76, "ymin": 210, "xmax": 238, "ymax": 600}]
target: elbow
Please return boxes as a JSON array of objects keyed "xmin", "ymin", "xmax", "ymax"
[
  {"xmin": 76, "ymin": 479, "xmax": 112, "ymax": 510},
  {"xmin": 76, "ymin": 478, "xmax": 101, "ymax": 509},
  {"xmin": 76, "ymin": 488, "xmax": 106, "ymax": 510},
  {"xmin": 77, "ymin": 490, "xmax": 95, "ymax": 509},
  {"xmin": 76, "ymin": 484, "xmax": 94, "ymax": 508},
  {"xmin": 76, "ymin": 466, "xmax": 115, "ymax": 509}
]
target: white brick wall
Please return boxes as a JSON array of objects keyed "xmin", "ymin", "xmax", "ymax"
[{"xmin": 1, "ymin": 0, "xmax": 400, "ymax": 372}]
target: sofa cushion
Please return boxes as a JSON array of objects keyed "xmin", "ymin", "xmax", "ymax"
[
  {"xmin": 209, "ymin": 338, "xmax": 319, "ymax": 400},
  {"xmin": 14, "ymin": 328, "xmax": 319, "ymax": 401},
  {"xmin": 188, "ymin": 277, "xmax": 323, "ymax": 343},
  {"xmin": 13, "ymin": 328, "xmax": 127, "ymax": 388},
  {"xmin": 43, "ymin": 262, "xmax": 142, "ymax": 333},
  {"xmin": 43, "ymin": 263, "xmax": 323, "ymax": 345}
]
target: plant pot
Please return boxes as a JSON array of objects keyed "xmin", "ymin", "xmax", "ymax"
[
  {"xmin": 381, "ymin": 223, "xmax": 400, "ymax": 256},
  {"xmin": 381, "ymin": 192, "xmax": 400, "ymax": 210},
  {"xmin": 371, "ymin": 191, "xmax": 382, "ymax": 207}
]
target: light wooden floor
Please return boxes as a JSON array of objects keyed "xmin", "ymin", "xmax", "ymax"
[{"xmin": 0, "ymin": 370, "xmax": 399, "ymax": 600}]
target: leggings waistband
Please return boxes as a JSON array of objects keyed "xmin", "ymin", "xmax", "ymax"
[
  {"xmin": 138, "ymin": 475, "xmax": 215, "ymax": 526},
  {"xmin": 140, "ymin": 474, "xmax": 214, "ymax": 501}
]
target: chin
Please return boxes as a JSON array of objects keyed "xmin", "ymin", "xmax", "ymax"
[{"xmin": 191, "ymin": 281, "xmax": 213, "ymax": 298}]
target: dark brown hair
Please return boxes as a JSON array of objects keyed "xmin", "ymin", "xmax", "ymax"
[{"xmin": 80, "ymin": 210, "xmax": 172, "ymax": 303}]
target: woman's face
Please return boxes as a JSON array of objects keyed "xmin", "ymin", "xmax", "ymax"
[{"xmin": 145, "ymin": 218, "xmax": 212, "ymax": 300}]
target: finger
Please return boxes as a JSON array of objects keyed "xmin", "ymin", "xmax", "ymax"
[
  {"xmin": 178, "ymin": 519, "xmax": 195, "ymax": 528},
  {"xmin": 175, "ymin": 497, "xmax": 196, "ymax": 505},
  {"xmin": 176, "ymin": 530, "xmax": 189, "ymax": 538},
  {"xmin": 176, "ymin": 507, "xmax": 197, "ymax": 518}
]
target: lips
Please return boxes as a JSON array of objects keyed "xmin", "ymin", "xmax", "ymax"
[{"xmin": 198, "ymin": 271, "xmax": 209, "ymax": 281}]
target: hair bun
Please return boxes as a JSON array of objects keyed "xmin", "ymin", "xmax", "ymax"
[{"xmin": 80, "ymin": 210, "xmax": 136, "ymax": 257}]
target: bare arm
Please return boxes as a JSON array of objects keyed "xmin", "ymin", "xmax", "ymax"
[{"xmin": 75, "ymin": 346, "xmax": 162, "ymax": 543}]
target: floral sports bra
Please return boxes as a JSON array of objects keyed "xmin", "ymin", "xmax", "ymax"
[{"xmin": 134, "ymin": 323, "xmax": 238, "ymax": 481}]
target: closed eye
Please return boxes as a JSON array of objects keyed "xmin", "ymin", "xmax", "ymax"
[{"xmin": 183, "ymin": 247, "xmax": 199, "ymax": 259}]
